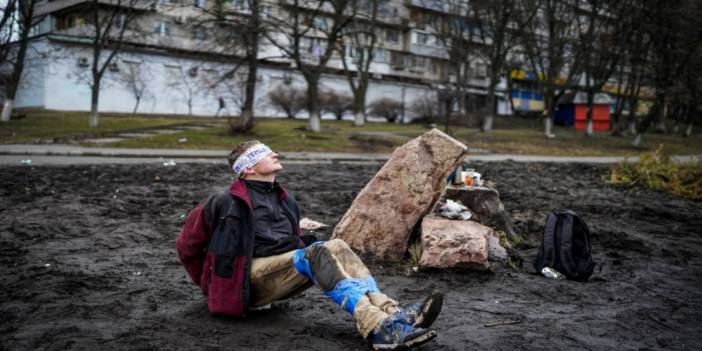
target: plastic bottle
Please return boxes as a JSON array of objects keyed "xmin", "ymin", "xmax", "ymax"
[{"xmin": 541, "ymin": 267, "xmax": 565, "ymax": 280}]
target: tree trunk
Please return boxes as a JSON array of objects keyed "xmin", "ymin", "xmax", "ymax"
[
  {"xmin": 89, "ymin": 102, "xmax": 100, "ymax": 128},
  {"xmin": 132, "ymin": 97, "xmax": 141, "ymax": 115},
  {"xmin": 1, "ymin": 0, "xmax": 33, "ymax": 123},
  {"xmin": 585, "ymin": 90, "xmax": 594, "ymax": 136},
  {"xmin": 89, "ymin": 87, "xmax": 100, "ymax": 128},
  {"xmin": 307, "ymin": 81, "xmax": 321, "ymax": 132},
  {"xmin": 632, "ymin": 133, "xmax": 643, "ymax": 147},
  {"xmin": 544, "ymin": 114, "xmax": 555, "ymax": 138},
  {"xmin": 684, "ymin": 123, "xmax": 693, "ymax": 137},
  {"xmin": 481, "ymin": 72, "xmax": 498, "ymax": 132},
  {"xmin": 610, "ymin": 94, "xmax": 626, "ymax": 136},
  {"xmin": 654, "ymin": 101, "xmax": 667, "ymax": 133},
  {"xmin": 239, "ymin": 6, "xmax": 259, "ymax": 133},
  {"xmin": 1, "ymin": 99, "xmax": 14, "ymax": 122},
  {"xmin": 443, "ymin": 98, "xmax": 452, "ymax": 134},
  {"xmin": 543, "ymin": 94, "xmax": 555, "ymax": 138},
  {"xmin": 628, "ymin": 119, "xmax": 637, "ymax": 135},
  {"xmin": 353, "ymin": 92, "xmax": 365, "ymax": 127},
  {"xmin": 239, "ymin": 62, "xmax": 257, "ymax": 131}
]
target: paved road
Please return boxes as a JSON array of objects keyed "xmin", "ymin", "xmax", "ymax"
[{"xmin": 1, "ymin": 144, "xmax": 700, "ymax": 166}]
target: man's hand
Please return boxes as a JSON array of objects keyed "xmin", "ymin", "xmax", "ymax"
[{"xmin": 300, "ymin": 217, "xmax": 327, "ymax": 231}]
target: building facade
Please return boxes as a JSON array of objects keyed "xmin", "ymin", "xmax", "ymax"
[{"xmin": 12, "ymin": 0, "xmax": 518, "ymax": 118}]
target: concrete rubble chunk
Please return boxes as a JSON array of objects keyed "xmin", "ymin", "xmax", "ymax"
[
  {"xmin": 419, "ymin": 215, "xmax": 503, "ymax": 270},
  {"xmin": 442, "ymin": 185, "xmax": 503, "ymax": 223},
  {"xmin": 332, "ymin": 129, "xmax": 467, "ymax": 261},
  {"xmin": 440, "ymin": 185, "xmax": 518, "ymax": 239}
]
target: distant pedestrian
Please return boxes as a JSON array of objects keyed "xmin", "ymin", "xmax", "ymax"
[{"xmin": 176, "ymin": 140, "xmax": 443, "ymax": 350}]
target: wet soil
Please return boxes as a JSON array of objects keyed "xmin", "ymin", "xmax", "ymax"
[{"xmin": 1, "ymin": 161, "xmax": 701, "ymax": 350}]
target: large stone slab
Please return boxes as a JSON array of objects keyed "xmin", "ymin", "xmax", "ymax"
[
  {"xmin": 332, "ymin": 129, "xmax": 467, "ymax": 261},
  {"xmin": 419, "ymin": 215, "xmax": 497, "ymax": 270}
]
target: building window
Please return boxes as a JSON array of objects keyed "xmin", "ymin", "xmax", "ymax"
[
  {"xmin": 194, "ymin": 0, "xmax": 206, "ymax": 8},
  {"xmin": 233, "ymin": 0, "xmax": 250, "ymax": 12},
  {"xmin": 410, "ymin": 56, "xmax": 426, "ymax": 69},
  {"xmin": 313, "ymin": 17, "xmax": 328, "ymax": 31},
  {"xmin": 373, "ymin": 48, "xmax": 389, "ymax": 63},
  {"xmin": 261, "ymin": 5, "xmax": 273, "ymax": 18},
  {"xmin": 346, "ymin": 45, "xmax": 357, "ymax": 58},
  {"xmin": 386, "ymin": 29, "xmax": 399, "ymax": 44},
  {"xmin": 113, "ymin": 14, "xmax": 126, "ymax": 30},
  {"xmin": 414, "ymin": 32, "xmax": 429, "ymax": 45},
  {"xmin": 159, "ymin": 0, "xmax": 175, "ymax": 5},
  {"xmin": 192, "ymin": 27, "xmax": 208, "ymax": 40},
  {"xmin": 155, "ymin": 21, "xmax": 170, "ymax": 36},
  {"xmin": 428, "ymin": 59, "xmax": 438, "ymax": 74}
]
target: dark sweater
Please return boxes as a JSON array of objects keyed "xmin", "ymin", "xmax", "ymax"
[{"xmin": 245, "ymin": 179, "xmax": 299, "ymax": 257}]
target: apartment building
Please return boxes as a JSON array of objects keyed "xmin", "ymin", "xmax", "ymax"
[{"xmin": 12, "ymin": 0, "xmax": 510, "ymax": 118}]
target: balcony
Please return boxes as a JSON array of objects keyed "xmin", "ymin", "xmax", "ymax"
[
  {"xmin": 35, "ymin": 0, "xmax": 153, "ymax": 17},
  {"xmin": 409, "ymin": 43, "xmax": 448, "ymax": 59},
  {"xmin": 406, "ymin": 0, "xmax": 449, "ymax": 13}
]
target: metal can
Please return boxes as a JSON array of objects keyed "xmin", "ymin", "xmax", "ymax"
[{"xmin": 541, "ymin": 267, "xmax": 565, "ymax": 280}]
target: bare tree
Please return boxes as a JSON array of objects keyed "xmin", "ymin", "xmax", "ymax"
[
  {"xmin": 0, "ymin": 0, "xmax": 18, "ymax": 68},
  {"xmin": 268, "ymin": 84, "xmax": 307, "ymax": 119},
  {"xmin": 574, "ymin": 0, "xmax": 628, "ymax": 136},
  {"xmin": 117, "ymin": 58, "xmax": 151, "ymax": 115},
  {"xmin": 165, "ymin": 63, "xmax": 211, "ymax": 116},
  {"xmin": 338, "ymin": 0, "xmax": 383, "ymax": 126},
  {"xmin": 607, "ymin": 1, "xmax": 651, "ymax": 137},
  {"xmin": 204, "ymin": 0, "xmax": 265, "ymax": 132},
  {"xmin": 416, "ymin": 0, "xmax": 480, "ymax": 133},
  {"xmin": 319, "ymin": 89, "xmax": 353, "ymax": 120},
  {"xmin": 632, "ymin": 0, "xmax": 702, "ymax": 147},
  {"xmin": 680, "ymin": 37, "xmax": 702, "ymax": 137},
  {"xmin": 263, "ymin": 0, "xmax": 354, "ymax": 132},
  {"xmin": 1, "ymin": 0, "xmax": 38, "ymax": 122},
  {"xmin": 410, "ymin": 94, "xmax": 440, "ymax": 124},
  {"xmin": 368, "ymin": 97, "xmax": 401, "ymax": 122},
  {"xmin": 472, "ymin": 0, "xmax": 523, "ymax": 132},
  {"xmin": 81, "ymin": 0, "xmax": 142, "ymax": 127},
  {"xmin": 520, "ymin": 0, "xmax": 581, "ymax": 138}
]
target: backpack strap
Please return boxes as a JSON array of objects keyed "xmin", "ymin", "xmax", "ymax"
[
  {"xmin": 570, "ymin": 211, "xmax": 595, "ymax": 279},
  {"xmin": 540, "ymin": 212, "xmax": 559, "ymax": 269},
  {"xmin": 557, "ymin": 212, "xmax": 579, "ymax": 278}
]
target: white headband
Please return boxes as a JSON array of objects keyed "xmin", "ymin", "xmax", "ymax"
[{"xmin": 232, "ymin": 144, "xmax": 273, "ymax": 175}]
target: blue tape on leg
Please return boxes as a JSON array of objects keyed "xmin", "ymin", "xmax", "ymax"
[
  {"xmin": 325, "ymin": 277, "xmax": 378, "ymax": 314},
  {"xmin": 361, "ymin": 276, "xmax": 380, "ymax": 293},
  {"xmin": 292, "ymin": 248, "xmax": 316, "ymax": 285}
]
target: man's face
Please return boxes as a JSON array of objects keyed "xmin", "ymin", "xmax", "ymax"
[{"xmin": 251, "ymin": 151, "xmax": 282, "ymax": 176}]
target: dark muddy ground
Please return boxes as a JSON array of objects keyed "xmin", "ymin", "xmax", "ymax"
[{"xmin": 1, "ymin": 161, "xmax": 701, "ymax": 350}]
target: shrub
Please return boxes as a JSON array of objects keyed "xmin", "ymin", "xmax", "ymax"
[
  {"xmin": 319, "ymin": 90, "xmax": 354, "ymax": 120},
  {"xmin": 368, "ymin": 98, "xmax": 403, "ymax": 123},
  {"xmin": 410, "ymin": 96, "xmax": 440, "ymax": 124},
  {"xmin": 609, "ymin": 145, "xmax": 702, "ymax": 200},
  {"xmin": 268, "ymin": 85, "xmax": 307, "ymax": 119}
]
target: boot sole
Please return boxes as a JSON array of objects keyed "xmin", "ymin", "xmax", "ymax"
[
  {"xmin": 414, "ymin": 291, "xmax": 444, "ymax": 329},
  {"xmin": 372, "ymin": 329, "xmax": 438, "ymax": 350}
]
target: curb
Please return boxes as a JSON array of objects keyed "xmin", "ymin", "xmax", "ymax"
[{"xmin": 1, "ymin": 144, "xmax": 700, "ymax": 164}]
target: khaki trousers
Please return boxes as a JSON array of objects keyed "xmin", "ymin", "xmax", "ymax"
[{"xmin": 250, "ymin": 239, "xmax": 399, "ymax": 338}]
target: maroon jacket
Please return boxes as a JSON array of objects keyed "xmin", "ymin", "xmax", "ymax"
[{"xmin": 176, "ymin": 179, "xmax": 303, "ymax": 316}]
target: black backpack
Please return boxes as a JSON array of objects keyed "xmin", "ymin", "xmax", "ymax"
[{"xmin": 534, "ymin": 210, "xmax": 595, "ymax": 281}]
